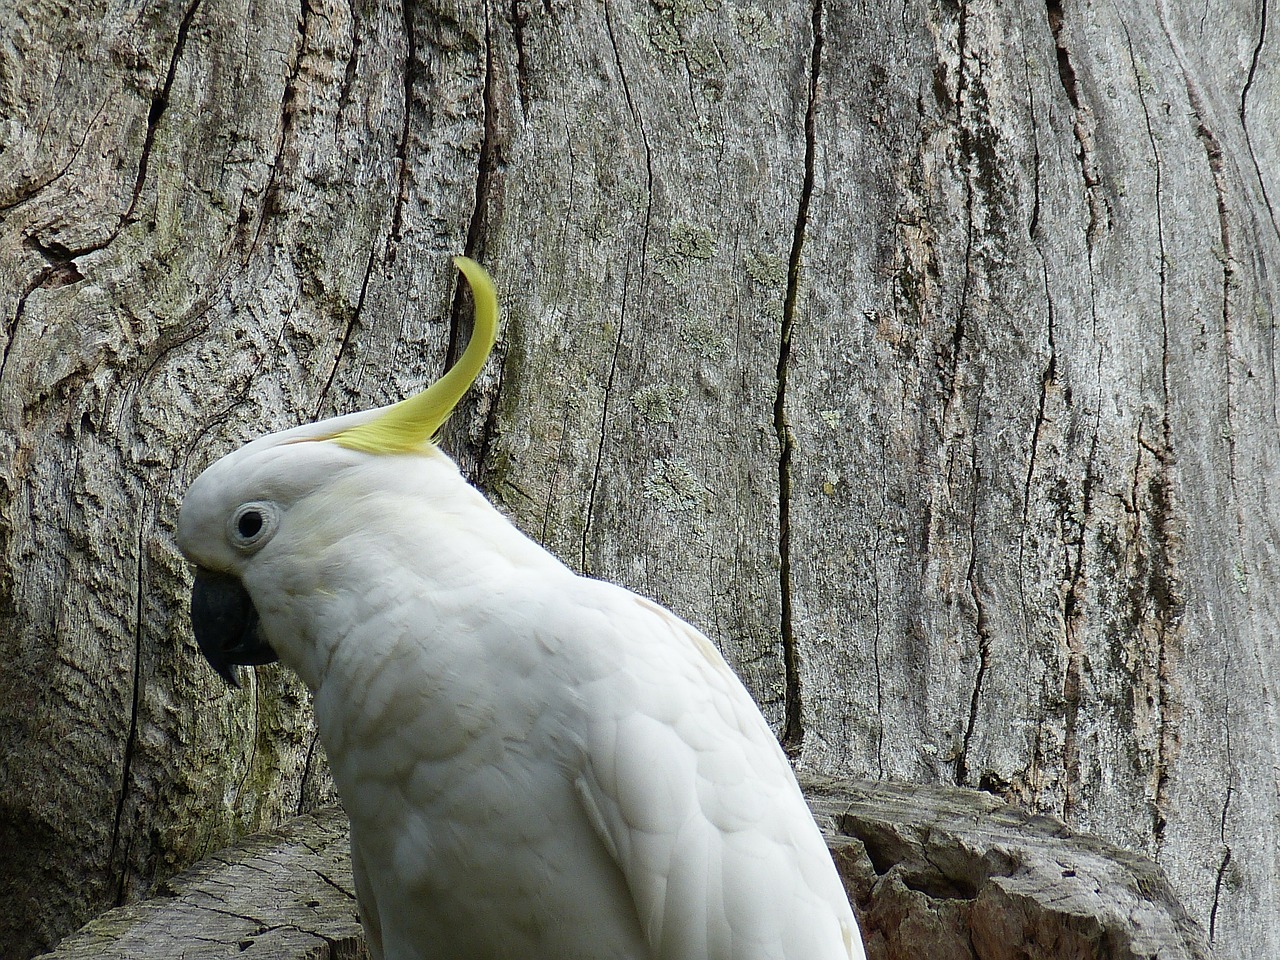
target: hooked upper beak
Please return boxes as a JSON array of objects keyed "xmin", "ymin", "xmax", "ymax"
[{"xmin": 190, "ymin": 569, "xmax": 278, "ymax": 687}]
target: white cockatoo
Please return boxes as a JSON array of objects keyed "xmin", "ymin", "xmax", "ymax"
[{"xmin": 177, "ymin": 257, "xmax": 866, "ymax": 960}]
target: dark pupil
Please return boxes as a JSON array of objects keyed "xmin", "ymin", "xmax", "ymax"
[{"xmin": 237, "ymin": 510, "xmax": 263, "ymax": 539}]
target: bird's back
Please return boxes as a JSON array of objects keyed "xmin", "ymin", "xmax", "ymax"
[{"xmin": 290, "ymin": 479, "xmax": 862, "ymax": 960}]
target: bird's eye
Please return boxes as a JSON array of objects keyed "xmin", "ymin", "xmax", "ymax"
[
  {"xmin": 237, "ymin": 510, "xmax": 263, "ymax": 539},
  {"xmin": 229, "ymin": 502, "xmax": 278, "ymax": 551}
]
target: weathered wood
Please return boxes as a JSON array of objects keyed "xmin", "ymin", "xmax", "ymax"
[
  {"xmin": 0, "ymin": 1, "xmax": 1275, "ymax": 958},
  {"xmin": 806, "ymin": 777, "xmax": 1212, "ymax": 960},
  {"xmin": 36, "ymin": 807, "xmax": 366, "ymax": 960},
  {"xmin": 786, "ymin": 11, "xmax": 1279, "ymax": 960},
  {"xmin": 37, "ymin": 780, "xmax": 1210, "ymax": 960}
]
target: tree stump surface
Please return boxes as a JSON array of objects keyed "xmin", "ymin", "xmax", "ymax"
[
  {"xmin": 36, "ymin": 807, "xmax": 366, "ymax": 960},
  {"xmin": 38, "ymin": 777, "xmax": 1212, "ymax": 960},
  {"xmin": 807, "ymin": 777, "xmax": 1213, "ymax": 960}
]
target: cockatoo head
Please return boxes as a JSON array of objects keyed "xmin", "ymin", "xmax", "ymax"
[{"xmin": 175, "ymin": 256, "xmax": 498, "ymax": 686}]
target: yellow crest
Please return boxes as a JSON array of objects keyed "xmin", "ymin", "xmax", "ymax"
[{"xmin": 328, "ymin": 257, "xmax": 499, "ymax": 454}]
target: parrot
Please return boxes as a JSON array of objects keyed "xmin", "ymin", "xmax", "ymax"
[{"xmin": 176, "ymin": 256, "xmax": 867, "ymax": 960}]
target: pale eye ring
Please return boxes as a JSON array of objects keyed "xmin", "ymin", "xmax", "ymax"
[{"xmin": 229, "ymin": 502, "xmax": 278, "ymax": 551}]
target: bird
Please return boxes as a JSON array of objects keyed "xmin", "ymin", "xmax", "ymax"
[{"xmin": 176, "ymin": 256, "xmax": 866, "ymax": 960}]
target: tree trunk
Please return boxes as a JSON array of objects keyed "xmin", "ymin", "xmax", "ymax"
[{"xmin": 0, "ymin": 1, "xmax": 1273, "ymax": 958}]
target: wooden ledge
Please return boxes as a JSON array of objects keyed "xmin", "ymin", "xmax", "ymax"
[
  {"xmin": 40, "ymin": 807, "xmax": 365, "ymax": 959},
  {"xmin": 40, "ymin": 778, "xmax": 1213, "ymax": 959},
  {"xmin": 804, "ymin": 777, "xmax": 1213, "ymax": 960}
]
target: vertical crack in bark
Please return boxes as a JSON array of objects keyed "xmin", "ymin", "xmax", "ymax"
[
  {"xmin": 110, "ymin": 513, "xmax": 149, "ymax": 905},
  {"xmin": 125, "ymin": 0, "xmax": 203, "ymax": 224},
  {"xmin": 1021, "ymin": 276, "xmax": 1057, "ymax": 568},
  {"xmin": 297, "ymin": 727, "xmax": 322, "ymax": 817},
  {"xmin": 1045, "ymin": 0, "xmax": 1079, "ymax": 108},
  {"xmin": 956, "ymin": 393, "xmax": 991, "ymax": 786},
  {"xmin": 1025, "ymin": 53, "xmax": 1044, "ymax": 242},
  {"xmin": 449, "ymin": 4, "xmax": 502, "ymax": 480},
  {"xmin": 1196, "ymin": 126, "xmax": 1236, "ymax": 465},
  {"xmin": 872, "ymin": 419, "xmax": 897, "ymax": 778},
  {"xmin": 232, "ymin": 672, "xmax": 263, "ymax": 816},
  {"xmin": 943, "ymin": 0, "xmax": 975, "ymax": 427},
  {"xmin": 1208, "ymin": 847, "xmax": 1233, "ymax": 942},
  {"xmin": 600, "ymin": 2, "xmax": 653, "ymax": 237},
  {"xmin": 944, "ymin": 0, "xmax": 991, "ymax": 784},
  {"xmin": 536, "ymin": 408, "xmax": 574, "ymax": 546},
  {"xmin": 475, "ymin": 356, "xmax": 507, "ymax": 487},
  {"xmin": 314, "ymin": 241, "xmax": 378, "ymax": 419},
  {"xmin": 1009, "ymin": 78, "xmax": 1063, "ymax": 778},
  {"xmin": 390, "ymin": 0, "xmax": 419, "ymax": 247},
  {"xmin": 1122, "ymin": 20, "xmax": 1177, "ymax": 852},
  {"xmin": 775, "ymin": 0, "xmax": 822, "ymax": 759},
  {"xmin": 250, "ymin": 0, "xmax": 310, "ymax": 256},
  {"xmin": 1019, "ymin": 41, "xmax": 1059, "ymax": 788},
  {"xmin": 1044, "ymin": 0, "xmax": 1109, "ymax": 243},
  {"xmin": 871, "ymin": 526, "xmax": 886, "ymax": 778},
  {"xmin": 1240, "ymin": 0, "xmax": 1279, "ymax": 240},
  {"xmin": 460, "ymin": 8, "xmax": 498, "ymax": 269},
  {"xmin": 1061, "ymin": 441, "xmax": 1095, "ymax": 823},
  {"xmin": 1171, "ymin": 18, "xmax": 1250, "ymax": 581},
  {"xmin": 1242, "ymin": 0, "xmax": 1268, "ymax": 109},
  {"xmin": 1056, "ymin": 247, "xmax": 1105, "ymax": 820},
  {"xmin": 510, "ymin": 0, "xmax": 530, "ymax": 112},
  {"xmin": 580, "ymin": 0, "xmax": 654, "ymax": 574},
  {"xmin": 336, "ymin": 5, "xmax": 362, "ymax": 121},
  {"xmin": 465, "ymin": 7, "xmax": 509, "ymax": 481},
  {"xmin": 580, "ymin": 313, "xmax": 627, "ymax": 576},
  {"xmin": 949, "ymin": 202, "xmax": 974, "ymax": 394},
  {"xmin": 1020, "ymin": 262, "xmax": 1056, "ymax": 771},
  {"xmin": 1208, "ymin": 664, "xmax": 1234, "ymax": 943},
  {"xmin": 1162, "ymin": 26, "xmax": 1245, "ymax": 920}
]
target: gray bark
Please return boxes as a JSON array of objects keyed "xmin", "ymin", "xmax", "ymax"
[
  {"xmin": 0, "ymin": 0, "xmax": 1274, "ymax": 957},
  {"xmin": 36, "ymin": 779, "xmax": 1211, "ymax": 960}
]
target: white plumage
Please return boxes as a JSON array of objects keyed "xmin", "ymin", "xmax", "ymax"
[{"xmin": 176, "ymin": 259, "xmax": 866, "ymax": 960}]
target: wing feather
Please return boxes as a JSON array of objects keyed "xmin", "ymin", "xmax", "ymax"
[
  {"xmin": 349, "ymin": 828, "xmax": 385, "ymax": 960},
  {"xmin": 572, "ymin": 583, "xmax": 864, "ymax": 960}
]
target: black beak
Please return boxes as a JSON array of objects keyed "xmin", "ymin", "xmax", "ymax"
[{"xmin": 190, "ymin": 568, "xmax": 278, "ymax": 687}]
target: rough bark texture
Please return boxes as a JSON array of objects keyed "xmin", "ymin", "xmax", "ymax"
[
  {"xmin": 36, "ymin": 779, "xmax": 1211, "ymax": 960},
  {"xmin": 0, "ymin": 0, "xmax": 1274, "ymax": 958}
]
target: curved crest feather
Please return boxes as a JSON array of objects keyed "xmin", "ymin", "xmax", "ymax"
[{"xmin": 328, "ymin": 257, "xmax": 498, "ymax": 454}]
